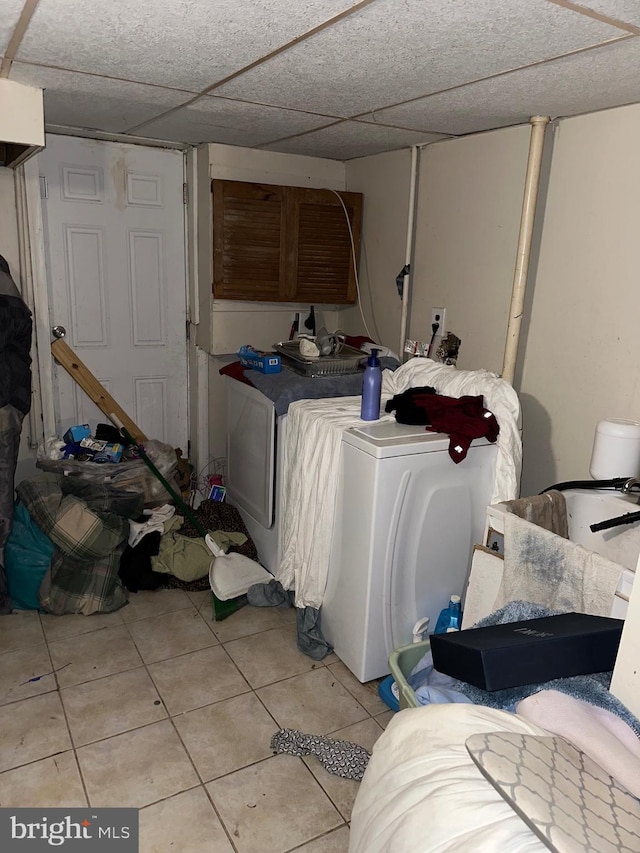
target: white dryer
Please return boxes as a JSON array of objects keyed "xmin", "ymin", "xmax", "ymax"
[
  {"xmin": 322, "ymin": 421, "xmax": 498, "ymax": 682},
  {"xmin": 225, "ymin": 376, "xmax": 286, "ymax": 574}
]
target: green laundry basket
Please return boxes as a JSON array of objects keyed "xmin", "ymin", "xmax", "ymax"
[{"xmin": 388, "ymin": 639, "xmax": 431, "ymax": 710}]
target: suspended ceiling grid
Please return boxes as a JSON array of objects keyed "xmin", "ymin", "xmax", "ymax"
[{"xmin": 2, "ymin": 0, "xmax": 640, "ymax": 160}]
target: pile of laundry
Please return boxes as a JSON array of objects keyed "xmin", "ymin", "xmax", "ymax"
[{"xmin": 4, "ymin": 473, "xmax": 257, "ymax": 616}]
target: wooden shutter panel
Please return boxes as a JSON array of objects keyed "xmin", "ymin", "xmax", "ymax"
[
  {"xmin": 212, "ymin": 180, "xmax": 362, "ymax": 303},
  {"xmin": 212, "ymin": 179, "xmax": 287, "ymax": 300},
  {"xmin": 292, "ymin": 188, "xmax": 361, "ymax": 304}
]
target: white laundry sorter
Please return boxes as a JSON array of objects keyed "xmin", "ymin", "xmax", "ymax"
[{"xmin": 322, "ymin": 422, "xmax": 497, "ymax": 682}]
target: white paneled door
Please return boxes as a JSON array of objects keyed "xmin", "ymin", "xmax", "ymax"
[{"xmin": 40, "ymin": 135, "xmax": 188, "ymax": 450}]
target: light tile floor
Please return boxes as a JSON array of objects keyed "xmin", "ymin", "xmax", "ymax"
[{"xmin": 0, "ymin": 591, "xmax": 394, "ymax": 852}]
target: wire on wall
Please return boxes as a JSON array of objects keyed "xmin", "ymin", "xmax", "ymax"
[{"xmin": 329, "ymin": 189, "xmax": 376, "ymax": 341}]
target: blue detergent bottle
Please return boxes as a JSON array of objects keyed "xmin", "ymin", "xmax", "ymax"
[
  {"xmin": 434, "ymin": 595, "xmax": 462, "ymax": 634},
  {"xmin": 361, "ymin": 348, "xmax": 382, "ymax": 421}
]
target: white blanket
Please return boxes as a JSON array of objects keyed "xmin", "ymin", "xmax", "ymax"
[
  {"xmin": 276, "ymin": 358, "xmax": 522, "ymax": 609},
  {"xmin": 349, "ymin": 704, "xmax": 548, "ymax": 853},
  {"xmin": 381, "ymin": 358, "xmax": 522, "ymax": 503}
]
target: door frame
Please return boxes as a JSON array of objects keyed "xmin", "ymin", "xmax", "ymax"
[{"xmin": 16, "ymin": 134, "xmax": 208, "ymax": 475}]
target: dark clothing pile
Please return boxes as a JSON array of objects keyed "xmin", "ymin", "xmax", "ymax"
[
  {"xmin": 0, "ymin": 255, "xmax": 33, "ymax": 614},
  {"xmin": 385, "ymin": 386, "xmax": 500, "ymax": 462},
  {"xmin": 0, "ymin": 257, "xmax": 32, "ymax": 416}
]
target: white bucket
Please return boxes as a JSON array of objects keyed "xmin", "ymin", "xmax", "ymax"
[{"xmin": 589, "ymin": 418, "xmax": 640, "ymax": 480}]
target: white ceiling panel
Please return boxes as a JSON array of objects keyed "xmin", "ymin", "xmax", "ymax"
[
  {"xmin": 370, "ymin": 38, "xmax": 640, "ymax": 136},
  {"xmin": 15, "ymin": 0, "xmax": 366, "ymax": 92},
  {"xmin": 9, "ymin": 63, "xmax": 192, "ymax": 133},
  {"xmin": 137, "ymin": 96, "xmax": 335, "ymax": 145},
  {"xmin": 0, "ymin": 0, "xmax": 25, "ymax": 55},
  {"xmin": 215, "ymin": 0, "xmax": 624, "ymax": 117},
  {"xmin": 260, "ymin": 121, "xmax": 445, "ymax": 160},
  {"xmin": 571, "ymin": 1, "xmax": 640, "ymax": 28}
]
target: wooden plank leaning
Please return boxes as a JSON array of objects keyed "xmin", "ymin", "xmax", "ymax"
[{"xmin": 50, "ymin": 337, "xmax": 147, "ymax": 444}]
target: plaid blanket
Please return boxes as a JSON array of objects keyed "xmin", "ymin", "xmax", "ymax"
[{"xmin": 17, "ymin": 475, "xmax": 143, "ymax": 615}]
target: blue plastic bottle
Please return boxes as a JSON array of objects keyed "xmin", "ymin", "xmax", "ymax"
[
  {"xmin": 434, "ymin": 595, "xmax": 462, "ymax": 634},
  {"xmin": 360, "ymin": 348, "xmax": 382, "ymax": 421}
]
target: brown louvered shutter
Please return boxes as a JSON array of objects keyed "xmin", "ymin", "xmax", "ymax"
[
  {"xmin": 212, "ymin": 180, "xmax": 287, "ymax": 300},
  {"xmin": 212, "ymin": 180, "xmax": 362, "ymax": 303},
  {"xmin": 291, "ymin": 188, "xmax": 361, "ymax": 304}
]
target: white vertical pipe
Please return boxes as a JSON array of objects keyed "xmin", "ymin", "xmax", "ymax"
[
  {"xmin": 501, "ymin": 115, "xmax": 550, "ymax": 384},
  {"xmin": 20, "ymin": 156, "xmax": 57, "ymax": 439},
  {"xmin": 399, "ymin": 145, "xmax": 419, "ymax": 360}
]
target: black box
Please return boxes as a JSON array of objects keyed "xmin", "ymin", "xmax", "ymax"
[{"xmin": 430, "ymin": 612, "xmax": 623, "ymax": 691}]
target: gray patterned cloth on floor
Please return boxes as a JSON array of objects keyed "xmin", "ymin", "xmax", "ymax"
[{"xmin": 270, "ymin": 728, "xmax": 371, "ymax": 781}]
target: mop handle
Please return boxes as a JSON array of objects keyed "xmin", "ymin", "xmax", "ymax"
[{"xmin": 114, "ymin": 419, "xmax": 208, "ymax": 538}]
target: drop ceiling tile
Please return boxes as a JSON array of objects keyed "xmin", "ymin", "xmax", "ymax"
[
  {"xmin": 216, "ymin": 0, "xmax": 624, "ymax": 117},
  {"xmin": 15, "ymin": 0, "xmax": 365, "ymax": 91},
  {"xmin": 370, "ymin": 37, "xmax": 640, "ymax": 136},
  {"xmin": 0, "ymin": 1, "xmax": 24, "ymax": 55},
  {"xmin": 8, "ymin": 63, "xmax": 193, "ymax": 133},
  {"xmin": 261, "ymin": 121, "xmax": 446, "ymax": 160},
  {"xmin": 571, "ymin": 1, "xmax": 640, "ymax": 28},
  {"xmin": 137, "ymin": 96, "xmax": 335, "ymax": 146}
]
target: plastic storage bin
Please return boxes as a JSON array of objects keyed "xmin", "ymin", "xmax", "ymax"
[{"xmin": 388, "ymin": 639, "xmax": 431, "ymax": 710}]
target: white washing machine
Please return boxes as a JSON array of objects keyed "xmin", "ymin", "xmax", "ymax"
[
  {"xmin": 227, "ymin": 377, "xmax": 501, "ymax": 683},
  {"xmin": 322, "ymin": 421, "xmax": 498, "ymax": 682}
]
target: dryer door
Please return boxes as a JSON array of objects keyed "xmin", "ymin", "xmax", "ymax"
[{"xmin": 225, "ymin": 378, "xmax": 276, "ymax": 528}]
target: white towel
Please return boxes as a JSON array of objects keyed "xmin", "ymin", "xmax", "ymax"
[
  {"xmin": 276, "ymin": 396, "xmax": 394, "ymax": 608},
  {"xmin": 277, "ymin": 358, "xmax": 522, "ymax": 610},
  {"xmin": 128, "ymin": 503, "xmax": 176, "ymax": 547},
  {"xmin": 495, "ymin": 512, "xmax": 622, "ymax": 616},
  {"xmin": 382, "ymin": 357, "xmax": 522, "ymax": 503}
]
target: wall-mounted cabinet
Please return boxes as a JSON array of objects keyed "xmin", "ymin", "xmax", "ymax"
[
  {"xmin": 0, "ymin": 79, "xmax": 45, "ymax": 168},
  {"xmin": 212, "ymin": 179, "xmax": 362, "ymax": 304}
]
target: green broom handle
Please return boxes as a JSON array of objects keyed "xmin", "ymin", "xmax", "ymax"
[{"xmin": 118, "ymin": 425, "xmax": 208, "ymax": 538}]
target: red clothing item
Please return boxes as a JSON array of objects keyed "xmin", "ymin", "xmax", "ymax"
[
  {"xmin": 386, "ymin": 391, "xmax": 499, "ymax": 462},
  {"xmin": 219, "ymin": 360, "xmax": 255, "ymax": 387}
]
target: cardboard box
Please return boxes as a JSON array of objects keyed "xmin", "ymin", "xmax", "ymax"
[
  {"xmin": 430, "ymin": 612, "xmax": 623, "ymax": 691},
  {"xmin": 63, "ymin": 423, "xmax": 91, "ymax": 444}
]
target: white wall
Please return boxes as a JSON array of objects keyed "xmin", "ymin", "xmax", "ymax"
[
  {"xmin": 345, "ymin": 148, "xmax": 413, "ymax": 354},
  {"xmin": 519, "ymin": 105, "xmax": 640, "ymax": 494},
  {"xmin": 411, "ymin": 125, "xmax": 532, "ymax": 374},
  {"xmin": 349, "ymin": 105, "xmax": 640, "ymax": 497}
]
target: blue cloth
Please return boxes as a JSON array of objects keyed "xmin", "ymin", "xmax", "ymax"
[
  {"xmin": 453, "ymin": 601, "xmax": 640, "ymax": 737},
  {"xmin": 247, "ymin": 359, "xmax": 399, "ymax": 416},
  {"xmin": 408, "ymin": 649, "xmax": 472, "ymax": 707},
  {"xmin": 5, "ymin": 501, "xmax": 54, "ymax": 609}
]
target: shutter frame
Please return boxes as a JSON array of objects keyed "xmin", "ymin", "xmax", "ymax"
[{"xmin": 212, "ymin": 179, "xmax": 362, "ymax": 303}]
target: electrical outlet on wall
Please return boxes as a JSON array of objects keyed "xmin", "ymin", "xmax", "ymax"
[{"xmin": 431, "ymin": 307, "xmax": 446, "ymax": 333}]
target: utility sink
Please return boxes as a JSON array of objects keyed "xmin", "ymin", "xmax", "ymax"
[{"xmin": 467, "ymin": 488, "xmax": 640, "ymax": 628}]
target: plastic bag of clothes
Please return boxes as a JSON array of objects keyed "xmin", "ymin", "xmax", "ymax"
[{"xmin": 36, "ymin": 439, "xmax": 179, "ymax": 506}]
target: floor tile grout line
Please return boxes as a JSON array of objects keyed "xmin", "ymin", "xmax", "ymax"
[
  {"xmin": 43, "ymin": 663, "xmax": 92, "ymax": 808},
  {"xmin": 120, "ymin": 601, "xmax": 199, "ymax": 626},
  {"xmin": 0, "ymin": 635, "xmax": 56, "ymax": 707},
  {"xmin": 119, "ymin": 604, "xmax": 218, "ymax": 667},
  {"xmin": 284, "ymin": 824, "xmax": 349, "ymax": 852},
  {"xmin": 163, "ymin": 699, "xmax": 241, "ymax": 852},
  {"xmin": 4, "ymin": 600, "xmax": 357, "ymax": 845},
  {"xmin": 0, "ymin": 747, "xmax": 76, "ymax": 781}
]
